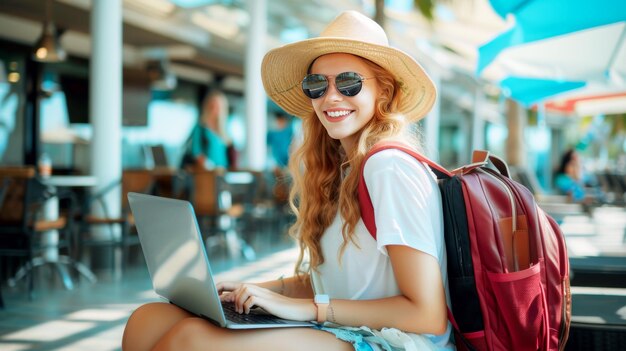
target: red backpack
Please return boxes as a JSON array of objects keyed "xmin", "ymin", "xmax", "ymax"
[{"xmin": 358, "ymin": 142, "xmax": 571, "ymax": 351}]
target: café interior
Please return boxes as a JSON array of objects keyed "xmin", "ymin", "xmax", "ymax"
[{"xmin": 0, "ymin": 0, "xmax": 625, "ymax": 350}]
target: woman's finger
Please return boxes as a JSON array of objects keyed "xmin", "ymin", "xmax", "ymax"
[
  {"xmin": 243, "ymin": 295, "xmax": 257, "ymax": 314},
  {"xmin": 234, "ymin": 285, "xmax": 252, "ymax": 313},
  {"xmin": 220, "ymin": 291, "xmax": 234, "ymax": 302},
  {"xmin": 230, "ymin": 284, "xmax": 279, "ymax": 314},
  {"xmin": 216, "ymin": 281, "xmax": 240, "ymax": 294}
]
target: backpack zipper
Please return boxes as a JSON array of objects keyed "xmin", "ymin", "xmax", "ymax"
[
  {"xmin": 476, "ymin": 168, "xmax": 518, "ymax": 271},
  {"xmin": 445, "ymin": 181, "xmax": 469, "ymax": 277}
]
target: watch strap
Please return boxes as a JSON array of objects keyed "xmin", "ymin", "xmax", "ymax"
[
  {"xmin": 314, "ymin": 294, "xmax": 329, "ymax": 323},
  {"xmin": 317, "ymin": 303, "xmax": 328, "ymax": 323}
]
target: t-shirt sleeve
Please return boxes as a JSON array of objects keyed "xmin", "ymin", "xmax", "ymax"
[{"xmin": 363, "ymin": 149, "xmax": 441, "ymax": 260}]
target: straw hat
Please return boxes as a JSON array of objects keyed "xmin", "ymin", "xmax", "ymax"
[{"xmin": 261, "ymin": 10, "xmax": 436, "ymax": 121}]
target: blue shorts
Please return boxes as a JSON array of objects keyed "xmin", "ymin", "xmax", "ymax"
[
  {"xmin": 315, "ymin": 324, "xmax": 441, "ymax": 351},
  {"xmin": 316, "ymin": 325, "xmax": 375, "ymax": 351}
]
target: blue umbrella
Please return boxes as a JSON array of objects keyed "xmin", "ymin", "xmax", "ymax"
[
  {"xmin": 477, "ymin": 0, "xmax": 626, "ymax": 105},
  {"xmin": 500, "ymin": 76, "xmax": 586, "ymax": 107}
]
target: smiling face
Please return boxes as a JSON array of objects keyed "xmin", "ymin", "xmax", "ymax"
[{"xmin": 309, "ymin": 53, "xmax": 379, "ymax": 152}]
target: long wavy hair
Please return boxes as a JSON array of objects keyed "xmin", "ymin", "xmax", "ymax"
[{"xmin": 287, "ymin": 57, "xmax": 422, "ymax": 277}]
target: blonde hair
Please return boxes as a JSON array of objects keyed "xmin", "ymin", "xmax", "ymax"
[
  {"xmin": 288, "ymin": 57, "xmax": 422, "ymax": 276},
  {"xmin": 201, "ymin": 90, "xmax": 230, "ymax": 143}
]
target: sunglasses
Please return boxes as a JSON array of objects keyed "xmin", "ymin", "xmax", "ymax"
[{"xmin": 301, "ymin": 72, "xmax": 374, "ymax": 99}]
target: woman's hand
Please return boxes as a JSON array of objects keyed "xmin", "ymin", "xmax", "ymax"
[
  {"xmin": 219, "ymin": 283, "xmax": 316, "ymax": 322},
  {"xmin": 216, "ymin": 281, "xmax": 245, "ymax": 296}
]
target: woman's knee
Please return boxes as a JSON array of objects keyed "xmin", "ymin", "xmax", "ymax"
[
  {"xmin": 125, "ymin": 302, "xmax": 171, "ymax": 329},
  {"xmin": 156, "ymin": 317, "xmax": 220, "ymax": 350},
  {"xmin": 122, "ymin": 302, "xmax": 190, "ymax": 351}
]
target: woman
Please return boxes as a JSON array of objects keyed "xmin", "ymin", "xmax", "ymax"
[
  {"xmin": 554, "ymin": 149, "xmax": 586, "ymax": 202},
  {"xmin": 554, "ymin": 148, "xmax": 605, "ymax": 205},
  {"xmin": 123, "ymin": 11, "xmax": 453, "ymax": 350},
  {"xmin": 182, "ymin": 90, "xmax": 231, "ymax": 170}
]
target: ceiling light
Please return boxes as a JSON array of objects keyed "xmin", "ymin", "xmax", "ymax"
[
  {"xmin": 8, "ymin": 72, "xmax": 21, "ymax": 83},
  {"xmin": 32, "ymin": 0, "xmax": 66, "ymax": 62}
]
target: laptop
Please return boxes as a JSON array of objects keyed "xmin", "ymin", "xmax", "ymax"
[
  {"xmin": 150, "ymin": 145, "xmax": 169, "ymax": 168},
  {"xmin": 127, "ymin": 192, "xmax": 314, "ymax": 329}
]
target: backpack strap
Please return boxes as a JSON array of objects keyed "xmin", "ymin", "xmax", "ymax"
[
  {"xmin": 357, "ymin": 141, "xmax": 452, "ymax": 239},
  {"xmin": 471, "ymin": 150, "xmax": 510, "ymax": 178},
  {"xmin": 358, "ymin": 142, "xmax": 476, "ymax": 350},
  {"xmin": 447, "ymin": 309, "xmax": 479, "ymax": 351}
]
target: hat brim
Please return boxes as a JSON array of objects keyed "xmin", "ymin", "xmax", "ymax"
[{"xmin": 262, "ymin": 37, "xmax": 436, "ymax": 121}]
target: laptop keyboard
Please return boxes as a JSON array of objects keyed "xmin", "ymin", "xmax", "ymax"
[{"xmin": 221, "ymin": 302, "xmax": 289, "ymax": 325}]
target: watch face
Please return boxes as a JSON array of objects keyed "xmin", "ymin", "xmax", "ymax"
[{"xmin": 315, "ymin": 294, "xmax": 330, "ymax": 304}]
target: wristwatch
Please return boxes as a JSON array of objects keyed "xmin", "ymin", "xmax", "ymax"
[{"xmin": 314, "ymin": 294, "xmax": 330, "ymax": 323}]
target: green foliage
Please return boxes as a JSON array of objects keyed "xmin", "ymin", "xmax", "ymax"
[{"xmin": 414, "ymin": 0, "xmax": 435, "ymax": 20}]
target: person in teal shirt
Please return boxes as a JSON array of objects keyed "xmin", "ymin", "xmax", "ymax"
[
  {"xmin": 267, "ymin": 112, "xmax": 294, "ymax": 168},
  {"xmin": 183, "ymin": 90, "xmax": 230, "ymax": 169},
  {"xmin": 555, "ymin": 149, "xmax": 587, "ymax": 202},
  {"xmin": 554, "ymin": 148, "xmax": 606, "ymax": 204}
]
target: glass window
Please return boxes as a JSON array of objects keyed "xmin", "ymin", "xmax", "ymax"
[{"xmin": 0, "ymin": 52, "xmax": 26, "ymax": 164}]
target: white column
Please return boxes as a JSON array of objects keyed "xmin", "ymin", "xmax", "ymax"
[
  {"xmin": 423, "ymin": 68, "xmax": 440, "ymax": 161},
  {"xmin": 505, "ymin": 98, "xmax": 526, "ymax": 167},
  {"xmin": 90, "ymin": 0, "xmax": 122, "ymax": 229},
  {"xmin": 244, "ymin": 0, "xmax": 267, "ymax": 171}
]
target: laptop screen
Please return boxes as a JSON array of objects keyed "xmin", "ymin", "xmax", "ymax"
[{"xmin": 151, "ymin": 145, "xmax": 168, "ymax": 168}]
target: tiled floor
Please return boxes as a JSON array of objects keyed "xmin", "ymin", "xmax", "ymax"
[
  {"xmin": 0, "ymin": 232, "xmax": 298, "ymax": 351},
  {"xmin": 1, "ymin": 205, "xmax": 625, "ymax": 351}
]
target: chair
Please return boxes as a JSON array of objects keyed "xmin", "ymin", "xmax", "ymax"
[
  {"xmin": 77, "ymin": 169, "xmax": 154, "ymax": 273},
  {"xmin": 597, "ymin": 172, "xmax": 626, "ymax": 205},
  {"xmin": 231, "ymin": 169, "xmax": 291, "ymax": 242},
  {"xmin": 223, "ymin": 170, "xmax": 263, "ymax": 218},
  {"xmin": 188, "ymin": 169, "xmax": 221, "ymax": 227},
  {"xmin": 188, "ymin": 169, "xmax": 255, "ymax": 260},
  {"xmin": 509, "ymin": 166, "xmax": 587, "ymax": 221},
  {"xmin": 0, "ymin": 166, "xmax": 76, "ymax": 300},
  {"xmin": 269, "ymin": 167, "xmax": 295, "ymax": 234}
]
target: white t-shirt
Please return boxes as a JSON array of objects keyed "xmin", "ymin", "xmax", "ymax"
[{"xmin": 311, "ymin": 149, "xmax": 454, "ymax": 350}]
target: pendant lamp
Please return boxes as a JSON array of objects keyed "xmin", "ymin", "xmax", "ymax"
[{"xmin": 32, "ymin": 0, "xmax": 66, "ymax": 62}]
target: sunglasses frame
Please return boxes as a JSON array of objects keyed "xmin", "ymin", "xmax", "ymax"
[{"xmin": 301, "ymin": 72, "xmax": 375, "ymax": 99}]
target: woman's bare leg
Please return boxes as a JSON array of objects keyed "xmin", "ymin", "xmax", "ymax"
[
  {"xmin": 153, "ymin": 318, "xmax": 354, "ymax": 351},
  {"xmin": 122, "ymin": 302, "xmax": 354, "ymax": 351},
  {"xmin": 122, "ymin": 302, "xmax": 194, "ymax": 351}
]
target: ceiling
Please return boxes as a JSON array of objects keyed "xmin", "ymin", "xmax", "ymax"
[
  {"xmin": 0, "ymin": 0, "xmax": 368, "ymax": 79},
  {"xmin": 0, "ymin": 0, "xmax": 520, "ymax": 98}
]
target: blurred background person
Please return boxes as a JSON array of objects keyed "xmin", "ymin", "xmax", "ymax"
[
  {"xmin": 266, "ymin": 111, "xmax": 294, "ymax": 169},
  {"xmin": 180, "ymin": 89, "xmax": 232, "ymax": 170},
  {"xmin": 266, "ymin": 111, "xmax": 296, "ymax": 206},
  {"xmin": 554, "ymin": 148, "xmax": 605, "ymax": 204}
]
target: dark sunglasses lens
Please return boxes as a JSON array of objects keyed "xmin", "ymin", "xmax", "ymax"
[
  {"xmin": 302, "ymin": 74, "xmax": 328, "ymax": 99},
  {"xmin": 335, "ymin": 72, "xmax": 363, "ymax": 96}
]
